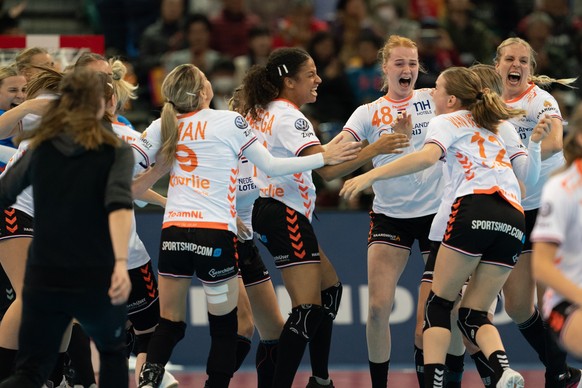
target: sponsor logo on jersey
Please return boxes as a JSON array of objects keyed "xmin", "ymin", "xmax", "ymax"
[
  {"xmin": 539, "ymin": 201, "xmax": 552, "ymax": 217},
  {"xmin": 413, "ymin": 100, "xmax": 433, "ymax": 115},
  {"xmin": 161, "ymin": 241, "xmax": 222, "ymax": 257},
  {"xmin": 238, "ymin": 176, "xmax": 257, "ymax": 192},
  {"xmin": 295, "ymin": 118, "xmax": 310, "ymax": 131},
  {"xmin": 235, "ymin": 115, "xmax": 249, "ymax": 129}
]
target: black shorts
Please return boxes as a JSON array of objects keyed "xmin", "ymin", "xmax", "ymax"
[
  {"xmin": 367, "ymin": 212, "xmax": 434, "ymax": 254},
  {"xmin": 127, "ymin": 261, "xmax": 160, "ymax": 331},
  {"xmin": 0, "ymin": 207, "xmax": 33, "ymax": 240},
  {"xmin": 421, "ymin": 241, "xmax": 441, "ymax": 283},
  {"xmin": 547, "ymin": 301, "xmax": 577, "ymax": 344},
  {"xmin": 158, "ymin": 227, "xmax": 238, "ymax": 284},
  {"xmin": 237, "ymin": 239, "xmax": 270, "ymax": 287},
  {"xmin": 441, "ymin": 194, "xmax": 525, "ymax": 268},
  {"xmin": 521, "ymin": 209, "xmax": 538, "ymax": 253},
  {"xmin": 0, "ymin": 266, "xmax": 14, "ymax": 320},
  {"xmin": 252, "ymin": 197, "xmax": 320, "ymax": 269}
]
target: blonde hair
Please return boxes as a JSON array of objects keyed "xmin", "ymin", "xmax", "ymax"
[
  {"xmin": 25, "ymin": 66, "xmax": 63, "ymax": 99},
  {"xmin": 378, "ymin": 35, "xmax": 422, "ymax": 91},
  {"xmin": 24, "ymin": 69, "xmax": 119, "ymax": 150},
  {"xmin": 159, "ymin": 64, "xmax": 205, "ymax": 162},
  {"xmin": 470, "ymin": 64, "xmax": 503, "ymax": 95},
  {"xmin": 494, "ymin": 37, "xmax": 577, "ymax": 88},
  {"xmin": 14, "ymin": 47, "xmax": 49, "ymax": 74},
  {"xmin": 442, "ymin": 67, "xmax": 525, "ymax": 133},
  {"xmin": 0, "ymin": 64, "xmax": 20, "ymax": 85},
  {"xmin": 109, "ymin": 58, "xmax": 137, "ymax": 113}
]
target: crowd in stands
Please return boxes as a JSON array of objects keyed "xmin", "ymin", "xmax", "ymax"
[{"xmin": 1, "ymin": 0, "xmax": 581, "ymax": 210}]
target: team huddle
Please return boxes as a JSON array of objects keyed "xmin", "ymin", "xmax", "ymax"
[{"xmin": 0, "ymin": 32, "xmax": 580, "ymax": 388}]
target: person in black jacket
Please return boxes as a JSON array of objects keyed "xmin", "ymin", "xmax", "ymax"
[{"xmin": 0, "ymin": 69, "xmax": 133, "ymax": 388}]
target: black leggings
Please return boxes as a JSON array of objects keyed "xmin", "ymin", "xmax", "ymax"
[{"xmin": 0, "ymin": 285, "xmax": 128, "ymax": 388}]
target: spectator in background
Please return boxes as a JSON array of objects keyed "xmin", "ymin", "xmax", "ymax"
[
  {"xmin": 210, "ymin": 0, "xmax": 261, "ymax": 58},
  {"xmin": 369, "ymin": 0, "xmax": 420, "ymax": 45},
  {"xmin": 0, "ymin": 0, "xmax": 25, "ymax": 35},
  {"xmin": 328, "ymin": 0, "xmax": 374, "ymax": 68},
  {"xmin": 164, "ymin": 13, "xmax": 222, "ymax": 76},
  {"xmin": 208, "ymin": 58, "xmax": 237, "ymax": 111},
  {"xmin": 441, "ymin": 0, "xmax": 497, "ymax": 66},
  {"xmin": 95, "ymin": 0, "xmax": 158, "ymax": 57},
  {"xmin": 416, "ymin": 19, "xmax": 462, "ymax": 89},
  {"xmin": 137, "ymin": 0, "xmax": 186, "ymax": 85},
  {"xmin": 272, "ymin": 0, "xmax": 328, "ymax": 49},
  {"xmin": 305, "ymin": 31, "xmax": 356, "ymax": 143},
  {"xmin": 346, "ymin": 32, "xmax": 384, "ymax": 105},
  {"xmin": 233, "ymin": 26, "xmax": 273, "ymax": 85}
]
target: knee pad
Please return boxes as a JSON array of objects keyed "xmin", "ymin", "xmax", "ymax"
[
  {"xmin": 208, "ymin": 307, "xmax": 238, "ymax": 338},
  {"xmin": 424, "ymin": 291, "xmax": 455, "ymax": 332},
  {"xmin": 285, "ymin": 304, "xmax": 324, "ymax": 342},
  {"xmin": 134, "ymin": 332, "xmax": 154, "ymax": 356},
  {"xmin": 457, "ymin": 307, "xmax": 491, "ymax": 346},
  {"xmin": 156, "ymin": 318, "xmax": 187, "ymax": 347},
  {"xmin": 321, "ymin": 282, "xmax": 343, "ymax": 319}
]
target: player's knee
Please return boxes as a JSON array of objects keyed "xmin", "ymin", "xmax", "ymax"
[
  {"xmin": 321, "ymin": 282, "xmax": 343, "ymax": 319},
  {"xmin": 423, "ymin": 291, "xmax": 455, "ymax": 332},
  {"xmin": 457, "ymin": 307, "xmax": 491, "ymax": 346},
  {"xmin": 284, "ymin": 304, "xmax": 324, "ymax": 342},
  {"xmin": 156, "ymin": 318, "xmax": 187, "ymax": 346}
]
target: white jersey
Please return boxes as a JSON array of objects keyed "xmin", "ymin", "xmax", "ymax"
[
  {"xmin": 429, "ymin": 120, "xmax": 527, "ymax": 241},
  {"xmin": 505, "ymin": 83, "xmax": 564, "ymax": 210},
  {"xmin": 236, "ymin": 155, "xmax": 259, "ymax": 236},
  {"xmin": 426, "ymin": 110, "xmax": 522, "ymax": 213},
  {"xmin": 530, "ymin": 160, "xmax": 582, "ymax": 318},
  {"xmin": 343, "ymin": 90, "xmax": 443, "ymax": 218},
  {"xmin": 133, "ymin": 109, "xmax": 256, "ymax": 233},
  {"xmin": 249, "ymin": 99, "xmax": 319, "ymax": 221},
  {"xmin": 112, "ymin": 122, "xmax": 150, "ymax": 270},
  {"xmin": 8, "ymin": 94, "xmax": 59, "ymax": 217}
]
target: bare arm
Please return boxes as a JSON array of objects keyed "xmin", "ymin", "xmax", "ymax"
[
  {"xmin": 540, "ymin": 117, "xmax": 563, "ymax": 160},
  {"xmin": 0, "ymin": 99, "xmax": 52, "ymax": 139},
  {"xmin": 340, "ymin": 143, "xmax": 442, "ymax": 201},
  {"xmin": 135, "ymin": 188, "xmax": 167, "ymax": 208},
  {"xmin": 532, "ymin": 241, "xmax": 582, "ymax": 306},
  {"xmin": 302, "ymin": 132, "xmax": 410, "ymax": 182}
]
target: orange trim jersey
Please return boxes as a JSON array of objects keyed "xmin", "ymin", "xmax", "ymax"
[
  {"xmin": 505, "ymin": 83, "xmax": 564, "ymax": 210},
  {"xmin": 531, "ymin": 160, "xmax": 582, "ymax": 318},
  {"xmin": 429, "ymin": 120, "xmax": 528, "ymax": 241},
  {"xmin": 132, "ymin": 109, "xmax": 257, "ymax": 233},
  {"xmin": 249, "ymin": 99, "xmax": 319, "ymax": 221},
  {"xmin": 343, "ymin": 90, "xmax": 443, "ymax": 218},
  {"xmin": 112, "ymin": 122, "xmax": 151, "ymax": 270},
  {"xmin": 425, "ymin": 110, "xmax": 523, "ymax": 213}
]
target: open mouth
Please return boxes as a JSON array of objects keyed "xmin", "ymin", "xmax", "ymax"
[
  {"xmin": 399, "ymin": 77, "xmax": 412, "ymax": 88},
  {"xmin": 311, "ymin": 87, "xmax": 318, "ymax": 97},
  {"xmin": 507, "ymin": 72, "xmax": 521, "ymax": 85}
]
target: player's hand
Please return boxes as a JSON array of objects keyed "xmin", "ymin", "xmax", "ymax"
[
  {"xmin": 372, "ymin": 133, "xmax": 410, "ymax": 155},
  {"xmin": 392, "ymin": 111, "xmax": 413, "ymax": 139},
  {"xmin": 340, "ymin": 173, "xmax": 375, "ymax": 201},
  {"xmin": 236, "ymin": 217, "xmax": 253, "ymax": 240},
  {"xmin": 109, "ymin": 261, "xmax": 131, "ymax": 305},
  {"xmin": 322, "ymin": 134, "xmax": 362, "ymax": 165},
  {"xmin": 531, "ymin": 114, "xmax": 552, "ymax": 144}
]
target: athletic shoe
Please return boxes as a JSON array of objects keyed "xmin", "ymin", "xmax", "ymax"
[
  {"xmin": 138, "ymin": 362, "xmax": 165, "ymax": 388},
  {"xmin": 306, "ymin": 376, "xmax": 335, "ymax": 387},
  {"xmin": 496, "ymin": 368, "xmax": 525, "ymax": 388},
  {"xmin": 565, "ymin": 368, "xmax": 582, "ymax": 388},
  {"xmin": 161, "ymin": 370, "xmax": 179, "ymax": 388}
]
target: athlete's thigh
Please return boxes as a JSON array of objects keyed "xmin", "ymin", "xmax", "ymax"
[
  {"xmin": 280, "ymin": 263, "xmax": 322, "ymax": 306},
  {"xmin": 368, "ymin": 243, "xmax": 409, "ymax": 305},
  {"xmin": 432, "ymin": 245, "xmax": 479, "ymax": 301},
  {"xmin": 461, "ymin": 264, "xmax": 512, "ymax": 311}
]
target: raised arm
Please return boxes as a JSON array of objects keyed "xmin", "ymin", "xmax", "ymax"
[
  {"xmin": 340, "ymin": 143, "xmax": 442, "ymax": 201},
  {"xmin": 0, "ymin": 99, "xmax": 52, "ymax": 139},
  {"xmin": 243, "ymin": 135, "xmax": 360, "ymax": 177}
]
